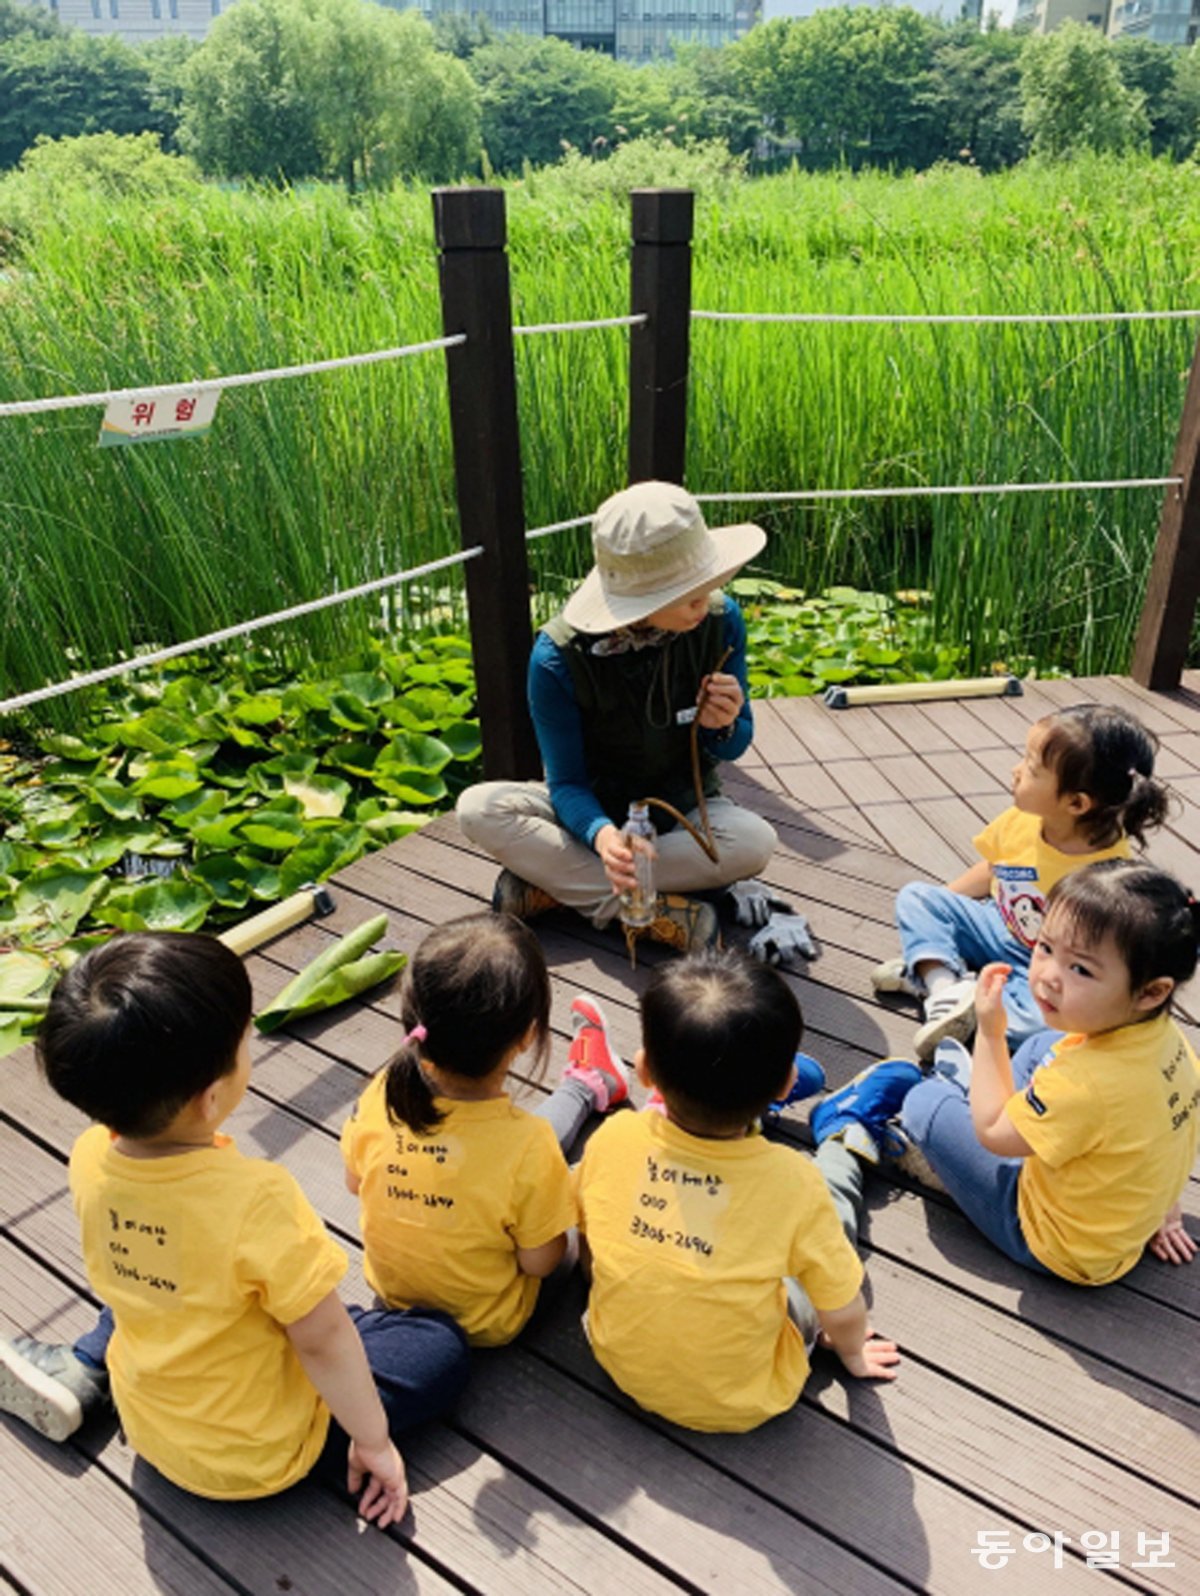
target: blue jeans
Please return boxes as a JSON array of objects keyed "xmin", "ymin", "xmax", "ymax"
[
  {"xmin": 899, "ymin": 1030, "xmax": 1059, "ymax": 1274},
  {"xmin": 784, "ymin": 1139, "xmax": 866, "ymax": 1345},
  {"xmin": 896, "ymin": 881, "xmax": 1043, "ymax": 1046},
  {"xmin": 74, "ymin": 1301, "xmax": 469, "ymax": 1447}
]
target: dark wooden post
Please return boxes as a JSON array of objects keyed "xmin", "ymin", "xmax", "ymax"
[
  {"xmin": 1131, "ymin": 333, "xmax": 1200, "ymax": 689},
  {"xmin": 433, "ymin": 187, "xmax": 540, "ymax": 780},
  {"xmin": 628, "ymin": 189, "xmax": 694, "ymax": 487}
]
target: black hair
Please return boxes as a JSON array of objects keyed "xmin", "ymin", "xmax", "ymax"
[
  {"xmin": 1044, "ymin": 860, "xmax": 1200, "ymax": 1015},
  {"xmin": 37, "ymin": 933, "xmax": 252, "ymax": 1139},
  {"xmin": 640, "ymin": 948, "xmax": 802, "ymax": 1133},
  {"xmin": 1037, "ymin": 704, "xmax": 1170, "ymax": 849},
  {"xmin": 384, "ymin": 913, "xmax": 551, "ymax": 1136}
]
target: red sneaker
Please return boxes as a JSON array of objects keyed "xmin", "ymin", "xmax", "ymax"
[{"xmin": 564, "ymin": 996, "xmax": 629, "ymax": 1112}]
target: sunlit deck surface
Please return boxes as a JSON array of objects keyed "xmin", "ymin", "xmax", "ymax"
[{"xmin": 3, "ymin": 673, "xmax": 1199, "ymax": 1596}]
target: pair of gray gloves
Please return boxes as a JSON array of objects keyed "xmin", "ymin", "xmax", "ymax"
[{"xmin": 724, "ymin": 880, "xmax": 817, "ymax": 967}]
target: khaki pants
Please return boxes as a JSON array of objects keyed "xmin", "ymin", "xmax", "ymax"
[{"xmin": 457, "ymin": 780, "xmax": 777, "ymax": 926}]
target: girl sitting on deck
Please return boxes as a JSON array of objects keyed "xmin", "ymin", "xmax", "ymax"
[
  {"xmin": 871, "ymin": 703, "xmax": 1170, "ymax": 1060},
  {"xmin": 341, "ymin": 913, "xmax": 628, "ymax": 1347},
  {"xmin": 456, "ymin": 480, "xmax": 781, "ymax": 957},
  {"xmin": 817, "ymin": 860, "xmax": 1199, "ymax": 1286}
]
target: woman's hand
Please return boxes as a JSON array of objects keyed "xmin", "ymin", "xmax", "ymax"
[
  {"xmin": 696, "ymin": 671, "xmax": 743, "ymax": 731},
  {"xmin": 974, "ymin": 963, "xmax": 1012, "ymax": 1043},
  {"xmin": 595, "ymin": 823, "xmax": 649, "ymax": 896}
]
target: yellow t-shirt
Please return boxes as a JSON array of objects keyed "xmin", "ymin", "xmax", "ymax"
[
  {"xmin": 1006, "ymin": 1016, "xmax": 1200, "ymax": 1285},
  {"xmin": 974, "ymin": 807, "xmax": 1129, "ymax": 952},
  {"xmin": 69, "ymin": 1125, "xmax": 346, "ymax": 1500},
  {"xmin": 575, "ymin": 1111, "xmax": 863, "ymax": 1433},
  {"xmin": 341, "ymin": 1073, "xmax": 576, "ymax": 1347}
]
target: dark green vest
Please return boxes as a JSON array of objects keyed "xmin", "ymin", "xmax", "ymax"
[{"xmin": 543, "ymin": 600, "xmax": 726, "ymax": 832}]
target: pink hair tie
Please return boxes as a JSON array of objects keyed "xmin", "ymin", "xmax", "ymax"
[{"xmin": 404, "ymin": 1024, "xmax": 427, "ymax": 1047}]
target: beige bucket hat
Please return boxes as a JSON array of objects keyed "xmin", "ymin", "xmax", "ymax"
[{"xmin": 562, "ymin": 481, "xmax": 766, "ymax": 634}]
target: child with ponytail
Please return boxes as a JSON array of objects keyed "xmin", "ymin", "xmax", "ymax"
[
  {"xmin": 341, "ymin": 914, "xmax": 628, "ymax": 1346},
  {"xmin": 873, "ymin": 704, "xmax": 1172, "ymax": 1059}
]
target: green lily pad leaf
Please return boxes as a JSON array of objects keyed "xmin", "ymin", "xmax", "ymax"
[
  {"xmin": 328, "ymin": 692, "xmax": 379, "ymax": 734},
  {"xmin": 248, "ymin": 752, "xmax": 316, "ymax": 797},
  {"xmin": 283, "ymin": 773, "xmax": 351, "ymax": 819},
  {"xmin": 326, "ymin": 741, "xmax": 379, "ymax": 778},
  {"xmin": 189, "ymin": 857, "xmax": 250, "ymax": 909},
  {"xmin": 191, "ymin": 814, "xmax": 252, "ymax": 852},
  {"xmin": 0, "ymin": 951, "xmax": 55, "ymax": 1003},
  {"xmin": 0, "ymin": 1018, "xmax": 30, "ymax": 1059},
  {"xmin": 238, "ymin": 811, "xmax": 306, "ymax": 851},
  {"xmin": 373, "ymin": 771, "xmax": 447, "ymax": 806},
  {"xmin": 38, "ymin": 732, "xmax": 105, "ymax": 761},
  {"xmin": 132, "ymin": 758, "xmax": 203, "ymax": 801},
  {"xmin": 440, "ymin": 721, "xmax": 482, "ymax": 762},
  {"xmin": 27, "ymin": 808, "xmax": 86, "ymax": 847},
  {"xmin": 338, "ymin": 673, "xmax": 394, "ymax": 706},
  {"xmin": 115, "ymin": 709, "xmax": 203, "ymax": 754},
  {"xmin": 237, "ymin": 858, "xmax": 282, "ymax": 901},
  {"xmin": 161, "ymin": 788, "xmax": 229, "ymax": 826},
  {"xmin": 817, "ymin": 667, "xmax": 858, "ymax": 684},
  {"xmin": 363, "ymin": 811, "xmax": 427, "ymax": 842},
  {"xmin": 405, "ymin": 660, "xmax": 474, "ymax": 687},
  {"xmin": 41, "ymin": 757, "xmax": 105, "ymax": 785},
  {"xmin": 255, "ymin": 913, "xmax": 399, "ymax": 1032},
  {"xmin": 281, "ymin": 682, "xmax": 333, "ymax": 714},
  {"xmin": 96, "ymin": 878, "xmax": 214, "ymax": 933},
  {"xmin": 88, "ymin": 778, "xmax": 142, "ymax": 820},
  {"xmin": 382, "ymin": 687, "xmax": 463, "ymax": 730},
  {"xmin": 231, "ymin": 694, "xmax": 283, "ymax": 726},
  {"xmin": 7, "ymin": 866, "xmax": 109, "ymax": 941},
  {"xmin": 729, "ymin": 577, "xmax": 783, "ymax": 599},
  {"xmin": 0, "ymin": 840, "xmax": 40, "ymax": 878},
  {"xmin": 278, "ymin": 826, "xmax": 367, "ymax": 896},
  {"xmin": 380, "ymin": 733, "xmax": 453, "ymax": 776}
]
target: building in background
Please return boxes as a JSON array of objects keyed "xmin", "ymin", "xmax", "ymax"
[
  {"xmin": 1012, "ymin": 0, "xmax": 1109, "ymax": 30},
  {"xmin": 20, "ymin": 0, "xmax": 756, "ymax": 55},
  {"xmin": 1107, "ymin": 0, "xmax": 1192, "ymax": 44}
]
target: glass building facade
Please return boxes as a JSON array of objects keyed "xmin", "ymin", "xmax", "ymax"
[{"xmin": 420, "ymin": 0, "xmax": 753, "ymax": 59}]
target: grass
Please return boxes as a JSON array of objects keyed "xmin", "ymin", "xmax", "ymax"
[{"xmin": 1, "ymin": 150, "xmax": 1198, "ymax": 715}]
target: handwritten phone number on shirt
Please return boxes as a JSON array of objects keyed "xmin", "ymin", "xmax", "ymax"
[{"xmin": 629, "ymin": 1213, "xmax": 713, "ymax": 1256}]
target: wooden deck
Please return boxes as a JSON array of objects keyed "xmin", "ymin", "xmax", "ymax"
[{"xmin": 3, "ymin": 673, "xmax": 1199, "ymax": 1596}]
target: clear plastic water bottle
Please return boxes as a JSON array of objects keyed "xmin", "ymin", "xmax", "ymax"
[{"xmin": 620, "ymin": 801, "xmax": 657, "ymax": 929}]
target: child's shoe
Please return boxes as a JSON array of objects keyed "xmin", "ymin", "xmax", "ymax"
[
  {"xmin": 870, "ymin": 956, "xmax": 921, "ymax": 999},
  {"xmin": 809, "ymin": 1059, "xmax": 924, "ymax": 1165},
  {"xmin": 912, "ymin": 977, "xmax": 977, "ymax": 1060},
  {"xmin": 887, "ymin": 1125, "xmax": 948, "ymax": 1195},
  {"xmin": 564, "ymin": 995, "xmax": 629, "ymax": 1112},
  {"xmin": 0, "ymin": 1335, "xmax": 111, "ymax": 1443},
  {"xmin": 764, "ymin": 1052, "xmax": 828, "ymax": 1123},
  {"xmin": 492, "ymin": 869, "xmax": 560, "ymax": 921}
]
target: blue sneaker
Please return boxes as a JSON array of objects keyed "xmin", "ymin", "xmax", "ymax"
[
  {"xmin": 764, "ymin": 1052, "xmax": 827, "ymax": 1123},
  {"xmin": 809, "ymin": 1059, "xmax": 924, "ymax": 1164}
]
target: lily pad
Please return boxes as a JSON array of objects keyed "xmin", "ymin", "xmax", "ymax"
[{"xmin": 96, "ymin": 878, "xmax": 214, "ymax": 933}]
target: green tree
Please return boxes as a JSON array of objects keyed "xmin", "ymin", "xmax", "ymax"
[
  {"xmin": 0, "ymin": 31, "xmax": 158, "ymax": 170},
  {"xmin": 1113, "ymin": 37, "xmax": 1195, "ymax": 158},
  {"xmin": 0, "ymin": 0, "xmax": 60, "ymax": 41},
  {"xmin": 920, "ymin": 23, "xmax": 1025, "ymax": 171},
  {"xmin": 470, "ymin": 33, "xmax": 617, "ymax": 173},
  {"xmin": 1020, "ymin": 22, "xmax": 1149, "ymax": 159},
  {"xmin": 181, "ymin": 0, "xmax": 478, "ymax": 189}
]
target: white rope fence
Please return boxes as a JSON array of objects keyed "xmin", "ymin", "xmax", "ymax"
[
  {"xmin": 525, "ymin": 514, "xmax": 593, "ymax": 541},
  {"xmin": 692, "ymin": 308, "xmax": 1200, "ymax": 326},
  {"xmin": 0, "ymin": 335, "xmax": 467, "ymax": 420},
  {"xmin": 0, "ymin": 548, "xmax": 482, "ymax": 718},
  {"xmin": 696, "ymin": 477, "xmax": 1182, "ymax": 506},
  {"xmin": 514, "ymin": 314, "xmax": 647, "ymax": 336}
]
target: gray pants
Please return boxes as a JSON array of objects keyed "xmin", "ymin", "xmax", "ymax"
[
  {"xmin": 457, "ymin": 779, "xmax": 777, "ymax": 926},
  {"xmin": 785, "ymin": 1139, "xmax": 866, "ymax": 1348}
]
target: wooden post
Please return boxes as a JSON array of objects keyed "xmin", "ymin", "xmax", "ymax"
[
  {"xmin": 628, "ymin": 189, "xmax": 694, "ymax": 487},
  {"xmin": 433, "ymin": 187, "xmax": 540, "ymax": 781},
  {"xmin": 1131, "ymin": 333, "xmax": 1200, "ymax": 689}
]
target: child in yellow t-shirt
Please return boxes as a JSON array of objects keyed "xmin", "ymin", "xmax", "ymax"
[
  {"xmin": 0, "ymin": 934, "xmax": 468, "ymax": 1523},
  {"xmin": 575, "ymin": 949, "xmax": 900, "ymax": 1433},
  {"xmin": 872, "ymin": 703, "xmax": 1170, "ymax": 1060},
  {"xmin": 891, "ymin": 860, "xmax": 1199, "ymax": 1284},
  {"xmin": 342, "ymin": 912, "xmax": 629, "ymax": 1347}
]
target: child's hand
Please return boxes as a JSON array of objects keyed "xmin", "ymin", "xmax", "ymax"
[
  {"xmin": 974, "ymin": 963, "xmax": 1012, "ymax": 1041},
  {"xmin": 1149, "ymin": 1203, "xmax": 1197, "ymax": 1266},
  {"xmin": 347, "ymin": 1439, "xmax": 409, "ymax": 1529},
  {"xmin": 834, "ymin": 1331, "xmax": 901, "ymax": 1382}
]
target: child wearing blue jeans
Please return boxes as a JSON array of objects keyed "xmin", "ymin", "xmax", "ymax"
[
  {"xmin": 0, "ymin": 933, "xmax": 469, "ymax": 1525},
  {"xmin": 874, "ymin": 704, "xmax": 1169, "ymax": 1061},
  {"xmin": 824, "ymin": 862, "xmax": 1198, "ymax": 1286}
]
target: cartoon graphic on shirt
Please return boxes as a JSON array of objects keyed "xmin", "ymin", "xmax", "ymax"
[{"xmin": 992, "ymin": 865, "xmax": 1044, "ymax": 949}]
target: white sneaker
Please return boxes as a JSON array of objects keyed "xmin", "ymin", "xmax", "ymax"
[
  {"xmin": 871, "ymin": 956, "xmax": 921, "ymax": 998},
  {"xmin": 889, "ymin": 1126, "xmax": 948, "ymax": 1194},
  {"xmin": 913, "ymin": 977, "xmax": 977, "ymax": 1060}
]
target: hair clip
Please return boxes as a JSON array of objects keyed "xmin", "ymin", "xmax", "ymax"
[{"xmin": 404, "ymin": 1023, "xmax": 427, "ymax": 1046}]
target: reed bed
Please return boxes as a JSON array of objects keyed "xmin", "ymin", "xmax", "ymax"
[{"xmin": 1, "ymin": 154, "xmax": 1197, "ymax": 711}]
